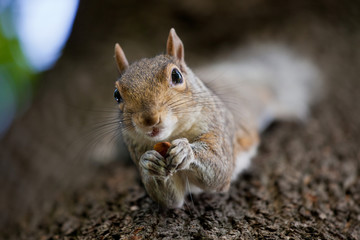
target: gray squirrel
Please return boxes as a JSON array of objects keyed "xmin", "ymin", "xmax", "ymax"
[{"xmin": 113, "ymin": 28, "xmax": 321, "ymax": 208}]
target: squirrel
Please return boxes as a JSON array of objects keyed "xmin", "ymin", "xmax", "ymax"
[{"xmin": 113, "ymin": 28, "xmax": 321, "ymax": 208}]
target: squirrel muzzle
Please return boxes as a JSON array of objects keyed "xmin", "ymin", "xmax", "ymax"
[{"xmin": 136, "ymin": 112, "xmax": 161, "ymax": 128}]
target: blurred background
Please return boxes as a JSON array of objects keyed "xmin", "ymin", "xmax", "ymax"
[
  {"xmin": 0, "ymin": 0, "xmax": 79, "ymax": 137},
  {"xmin": 1, "ymin": 0, "xmax": 360, "ymax": 238}
]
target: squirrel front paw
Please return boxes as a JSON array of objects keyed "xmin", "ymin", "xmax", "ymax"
[
  {"xmin": 167, "ymin": 138, "xmax": 194, "ymax": 173},
  {"xmin": 139, "ymin": 150, "xmax": 169, "ymax": 177}
]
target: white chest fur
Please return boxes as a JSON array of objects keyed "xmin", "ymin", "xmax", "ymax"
[{"xmin": 231, "ymin": 144, "xmax": 258, "ymax": 181}]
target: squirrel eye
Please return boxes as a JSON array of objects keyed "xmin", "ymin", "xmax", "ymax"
[
  {"xmin": 113, "ymin": 89, "xmax": 123, "ymax": 103},
  {"xmin": 171, "ymin": 68, "xmax": 183, "ymax": 85}
]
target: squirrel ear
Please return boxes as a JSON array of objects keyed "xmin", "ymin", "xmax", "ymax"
[
  {"xmin": 167, "ymin": 28, "xmax": 185, "ymax": 66},
  {"xmin": 114, "ymin": 43, "xmax": 129, "ymax": 74}
]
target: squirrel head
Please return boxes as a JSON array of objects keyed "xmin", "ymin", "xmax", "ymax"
[{"xmin": 113, "ymin": 28, "xmax": 202, "ymax": 142}]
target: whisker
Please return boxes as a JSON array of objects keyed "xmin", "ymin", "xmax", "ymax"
[{"xmin": 185, "ymin": 176, "xmax": 194, "ymax": 214}]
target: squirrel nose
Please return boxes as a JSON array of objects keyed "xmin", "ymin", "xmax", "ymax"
[{"xmin": 138, "ymin": 112, "xmax": 160, "ymax": 127}]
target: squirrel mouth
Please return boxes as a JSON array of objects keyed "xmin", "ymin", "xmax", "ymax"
[{"xmin": 148, "ymin": 127, "xmax": 160, "ymax": 137}]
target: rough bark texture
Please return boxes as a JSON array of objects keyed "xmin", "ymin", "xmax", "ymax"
[{"xmin": 1, "ymin": 0, "xmax": 360, "ymax": 239}]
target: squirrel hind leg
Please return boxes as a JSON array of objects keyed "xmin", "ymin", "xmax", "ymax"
[
  {"xmin": 232, "ymin": 144, "xmax": 258, "ymax": 181},
  {"xmin": 142, "ymin": 172, "xmax": 187, "ymax": 208}
]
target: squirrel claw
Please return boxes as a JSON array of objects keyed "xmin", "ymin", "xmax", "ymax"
[
  {"xmin": 139, "ymin": 150, "xmax": 168, "ymax": 177},
  {"xmin": 166, "ymin": 138, "xmax": 194, "ymax": 172}
]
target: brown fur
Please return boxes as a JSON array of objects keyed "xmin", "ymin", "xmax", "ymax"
[
  {"xmin": 233, "ymin": 129, "xmax": 259, "ymax": 155},
  {"xmin": 113, "ymin": 28, "xmax": 258, "ymax": 208}
]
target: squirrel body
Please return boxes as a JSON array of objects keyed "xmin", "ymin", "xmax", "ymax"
[{"xmin": 113, "ymin": 29, "xmax": 321, "ymax": 208}]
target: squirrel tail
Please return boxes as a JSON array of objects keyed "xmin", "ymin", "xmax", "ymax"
[{"xmin": 196, "ymin": 44, "xmax": 323, "ymax": 131}]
